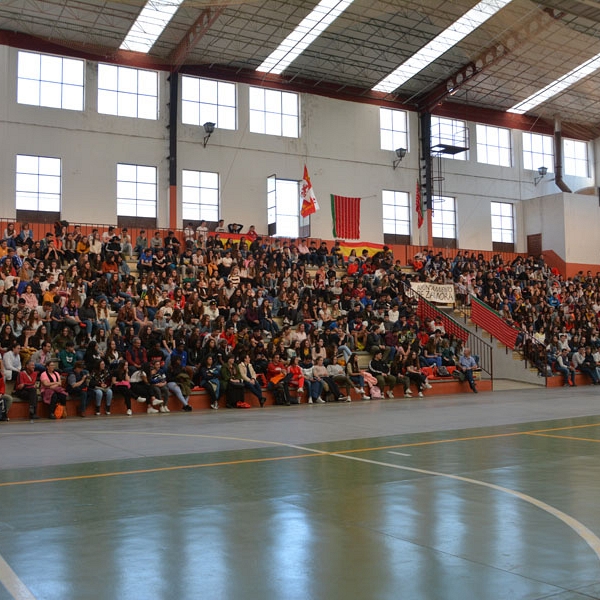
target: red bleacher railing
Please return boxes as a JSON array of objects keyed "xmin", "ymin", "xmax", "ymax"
[
  {"xmin": 411, "ymin": 290, "xmax": 493, "ymax": 379},
  {"xmin": 470, "ymin": 296, "xmax": 518, "ymax": 350}
]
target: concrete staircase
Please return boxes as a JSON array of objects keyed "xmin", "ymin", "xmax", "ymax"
[{"xmin": 446, "ymin": 307, "xmax": 545, "ymax": 387}]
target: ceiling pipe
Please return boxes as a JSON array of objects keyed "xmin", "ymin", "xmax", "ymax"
[{"xmin": 554, "ymin": 117, "xmax": 571, "ymax": 193}]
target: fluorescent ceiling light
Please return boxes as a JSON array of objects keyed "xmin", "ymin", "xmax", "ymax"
[
  {"xmin": 508, "ymin": 52, "xmax": 600, "ymax": 114},
  {"xmin": 256, "ymin": 0, "xmax": 355, "ymax": 75},
  {"xmin": 120, "ymin": 0, "xmax": 185, "ymax": 53},
  {"xmin": 372, "ymin": 0, "xmax": 512, "ymax": 93}
]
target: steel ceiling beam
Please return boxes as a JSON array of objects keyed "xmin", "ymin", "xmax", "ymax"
[
  {"xmin": 168, "ymin": 6, "xmax": 225, "ymax": 72},
  {"xmin": 415, "ymin": 7, "xmax": 565, "ymax": 113}
]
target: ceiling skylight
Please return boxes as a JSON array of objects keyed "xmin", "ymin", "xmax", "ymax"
[
  {"xmin": 256, "ymin": 0, "xmax": 355, "ymax": 75},
  {"xmin": 508, "ymin": 52, "xmax": 600, "ymax": 114},
  {"xmin": 120, "ymin": 0, "xmax": 185, "ymax": 53},
  {"xmin": 372, "ymin": 0, "xmax": 512, "ymax": 93}
]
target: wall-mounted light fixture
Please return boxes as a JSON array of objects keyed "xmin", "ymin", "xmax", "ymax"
[
  {"xmin": 203, "ymin": 122, "xmax": 216, "ymax": 148},
  {"xmin": 392, "ymin": 147, "xmax": 407, "ymax": 170},
  {"xmin": 534, "ymin": 165, "xmax": 548, "ymax": 186}
]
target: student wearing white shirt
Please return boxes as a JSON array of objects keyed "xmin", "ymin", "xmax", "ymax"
[{"xmin": 3, "ymin": 342, "xmax": 22, "ymax": 381}]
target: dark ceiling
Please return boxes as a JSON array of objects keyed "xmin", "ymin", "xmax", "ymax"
[{"xmin": 2, "ymin": 0, "xmax": 600, "ymax": 137}]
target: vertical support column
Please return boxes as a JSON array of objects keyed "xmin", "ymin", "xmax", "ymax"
[
  {"xmin": 168, "ymin": 72, "xmax": 179, "ymax": 230},
  {"xmin": 420, "ymin": 112, "xmax": 433, "ymax": 210},
  {"xmin": 419, "ymin": 112, "xmax": 433, "ymax": 246}
]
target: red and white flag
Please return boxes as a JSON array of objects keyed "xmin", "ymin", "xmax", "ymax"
[
  {"xmin": 416, "ymin": 180, "xmax": 424, "ymax": 229},
  {"xmin": 300, "ymin": 164, "xmax": 320, "ymax": 217}
]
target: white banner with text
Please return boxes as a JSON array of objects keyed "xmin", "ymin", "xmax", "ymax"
[{"xmin": 410, "ymin": 282, "xmax": 456, "ymax": 304}]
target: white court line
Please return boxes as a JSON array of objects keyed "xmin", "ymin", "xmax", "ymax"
[
  {"xmin": 2, "ymin": 428, "xmax": 599, "ymax": 598},
  {"xmin": 0, "ymin": 555, "xmax": 36, "ymax": 600},
  {"xmin": 329, "ymin": 451, "xmax": 600, "ymax": 565},
  {"xmin": 388, "ymin": 451, "xmax": 412, "ymax": 456}
]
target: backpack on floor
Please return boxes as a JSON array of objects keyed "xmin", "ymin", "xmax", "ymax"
[{"xmin": 369, "ymin": 385, "xmax": 382, "ymax": 399}]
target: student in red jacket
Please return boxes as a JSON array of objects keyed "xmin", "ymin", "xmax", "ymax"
[{"xmin": 13, "ymin": 359, "xmax": 38, "ymax": 419}]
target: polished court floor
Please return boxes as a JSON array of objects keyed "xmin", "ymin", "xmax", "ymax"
[{"xmin": 1, "ymin": 386, "xmax": 600, "ymax": 600}]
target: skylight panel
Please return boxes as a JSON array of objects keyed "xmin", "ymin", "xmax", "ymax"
[
  {"xmin": 508, "ymin": 52, "xmax": 600, "ymax": 114},
  {"xmin": 120, "ymin": 0, "xmax": 185, "ymax": 53},
  {"xmin": 256, "ymin": 0, "xmax": 355, "ymax": 75},
  {"xmin": 372, "ymin": 0, "xmax": 512, "ymax": 93}
]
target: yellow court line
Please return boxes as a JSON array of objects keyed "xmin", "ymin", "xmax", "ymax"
[
  {"xmin": 2, "ymin": 420, "xmax": 600, "ymax": 488},
  {"xmin": 339, "ymin": 421, "xmax": 600, "ymax": 455},
  {"xmin": 526, "ymin": 432, "xmax": 600, "ymax": 443},
  {"xmin": 0, "ymin": 453, "xmax": 319, "ymax": 487}
]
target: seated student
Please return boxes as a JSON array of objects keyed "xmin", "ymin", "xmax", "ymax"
[
  {"xmin": 40, "ymin": 360, "xmax": 67, "ymax": 419},
  {"xmin": 134, "ymin": 229, "xmax": 148, "ymax": 257},
  {"xmin": 403, "ymin": 351, "xmax": 432, "ymax": 397},
  {"xmin": 227, "ymin": 223, "xmax": 243, "ymax": 234},
  {"xmin": 458, "ymin": 347, "xmax": 479, "ymax": 393},
  {"xmin": 221, "ymin": 354, "xmax": 249, "ymax": 408},
  {"xmin": 345, "ymin": 353, "xmax": 370, "ymax": 400},
  {"xmin": 0, "ymin": 359, "xmax": 13, "ymax": 421},
  {"xmin": 130, "ymin": 364, "xmax": 164, "ymax": 414},
  {"xmin": 197, "ymin": 355, "xmax": 221, "ymax": 410},
  {"xmin": 572, "ymin": 346, "xmax": 600, "ymax": 384},
  {"xmin": 300, "ymin": 359, "xmax": 325, "ymax": 404},
  {"xmin": 125, "ymin": 337, "xmax": 148, "ymax": 372},
  {"xmin": 163, "ymin": 231, "xmax": 181, "ymax": 254},
  {"xmin": 148, "ymin": 359, "xmax": 170, "ymax": 413},
  {"xmin": 555, "ymin": 348, "xmax": 576, "ymax": 387},
  {"xmin": 111, "ymin": 360, "xmax": 133, "ymax": 416},
  {"xmin": 166, "ymin": 356, "xmax": 193, "ymax": 412},
  {"xmin": 238, "ymin": 353, "xmax": 266, "ymax": 407},
  {"xmin": 368, "ymin": 349, "xmax": 397, "ymax": 399},
  {"xmin": 13, "ymin": 359, "xmax": 38, "ymax": 419},
  {"xmin": 58, "ymin": 340, "xmax": 77, "ymax": 373},
  {"xmin": 89, "ymin": 359, "xmax": 113, "ymax": 415},
  {"xmin": 138, "ymin": 248, "xmax": 154, "ymax": 275},
  {"xmin": 326, "ymin": 358, "xmax": 355, "ymax": 402},
  {"xmin": 149, "ymin": 231, "xmax": 163, "ymax": 251},
  {"xmin": 67, "ymin": 361, "xmax": 94, "ymax": 417},
  {"xmin": 3, "ymin": 341, "xmax": 22, "ymax": 381},
  {"xmin": 266, "ymin": 353, "xmax": 292, "ymax": 406},
  {"xmin": 313, "ymin": 356, "xmax": 345, "ymax": 402}
]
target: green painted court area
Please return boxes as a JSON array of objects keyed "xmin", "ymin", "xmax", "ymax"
[{"xmin": 1, "ymin": 391, "xmax": 600, "ymax": 600}]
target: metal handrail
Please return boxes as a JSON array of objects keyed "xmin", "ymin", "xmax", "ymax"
[
  {"xmin": 460, "ymin": 296, "xmax": 548, "ymax": 381},
  {"xmin": 407, "ymin": 285, "xmax": 494, "ymax": 379}
]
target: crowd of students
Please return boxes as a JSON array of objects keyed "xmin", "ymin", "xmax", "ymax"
[
  {"xmin": 411, "ymin": 249, "xmax": 600, "ymax": 383},
  {"xmin": 0, "ymin": 221, "xmax": 496, "ymax": 421}
]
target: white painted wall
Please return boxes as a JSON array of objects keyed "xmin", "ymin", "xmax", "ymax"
[
  {"xmin": 0, "ymin": 43, "xmax": 598, "ymax": 262},
  {"xmin": 523, "ymin": 194, "xmax": 566, "ymax": 260}
]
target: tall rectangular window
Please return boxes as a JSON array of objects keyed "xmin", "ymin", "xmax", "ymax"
[
  {"xmin": 17, "ymin": 51, "xmax": 84, "ymax": 110},
  {"xmin": 432, "ymin": 195, "xmax": 456, "ymax": 247},
  {"xmin": 431, "ymin": 117, "xmax": 468, "ymax": 160},
  {"xmin": 491, "ymin": 202, "xmax": 514, "ymax": 251},
  {"xmin": 16, "ymin": 155, "xmax": 61, "ymax": 212},
  {"xmin": 117, "ymin": 164, "xmax": 157, "ymax": 218},
  {"xmin": 382, "ymin": 190, "xmax": 410, "ymax": 244},
  {"xmin": 182, "ymin": 170, "xmax": 219, "ymax": 222},
  {"xmin": 380, "ymin": 108, "xmax": 408, "ymax": 152},
  {"xmin": 522, "ymin": 132, "xmax": 553, "ymax": 172},
  {"xmin": 476, "ymin": 124, "xmax": 511, "ymax": 166},
  {"xmin": 98, "ymin": 64, "xmax": 158, "ymax": 120},
  {"xmin": 267, "ymin": 177, "xmax": 307, "ymax": 238},
  {"xmin": 181, "ymin": 76, "xmax": 236, "ymax": 130},
  {"xmin": 563, "ymin": 139, "xmax": 589, "ymax": 177},
  {"xmin": 249, "ymin": 87, "xmax": 299, "ymax": 137}
]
